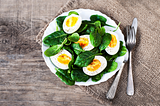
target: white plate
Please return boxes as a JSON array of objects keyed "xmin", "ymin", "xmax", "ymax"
[{"xmin": 42, "ymin": 9, "xmax": 126, "ymax": 86}]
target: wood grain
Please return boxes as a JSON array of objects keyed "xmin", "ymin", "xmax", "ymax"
[{"xmin": 0, "ymin": 0, "xmax": 105, "ymax": 106}]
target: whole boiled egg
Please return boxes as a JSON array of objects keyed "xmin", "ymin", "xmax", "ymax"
[
  {"xmin": 75, "ymin": 35, "xmax": 94, "ymax": 51},
  {"xmin": 83, "ymin": 56, "xmax": 107, "ymax": 76},
  {"xmin": 63, "ymin": 14, "xmax": 82, "ymax": 34},
  {"xmin": 50, "ymin": 49, "xmax": 72, "ymax": 70},
  {"xmin": 105, "ymin": 31, "xmax": 120, "ymax": 55}
]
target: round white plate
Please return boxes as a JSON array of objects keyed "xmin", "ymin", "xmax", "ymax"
[{"xmin": 42, "ymin": 9, "xmax": 126, "ymax": 86}]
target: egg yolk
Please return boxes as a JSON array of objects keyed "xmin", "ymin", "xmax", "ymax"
[
  {"xmin": 66, "ymin": 16, "xmax": 78, "ymax": 27},
  {"xmin": 86, "ymin": 59, "xmax": 101, "ymax": 71},
  {"xmin": 75, "ymin": 37, "xmax": 89, "ymax": 48},
  {"xmin": 57, "ymin": 54, "xmax": 71, "ymax": 65},
  {"xmin": 109, "ymin": 34, "xmax": 117, "ymax": 48}
]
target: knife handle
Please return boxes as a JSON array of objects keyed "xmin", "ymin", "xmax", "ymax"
[{"xmin": 106, "ymin": 63, "xmax": 125, "ymax": 99}]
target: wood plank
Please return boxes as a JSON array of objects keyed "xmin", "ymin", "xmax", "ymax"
[{"xmin": 0, "ymin": 0, "xmax": 105, "ymax": 106}]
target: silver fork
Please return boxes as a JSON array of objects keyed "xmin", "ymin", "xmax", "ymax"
[
  {"xmin": 106, "ymin": 25, "xmax": 132, "ymax": 99},
  {"xmin": 126, "ymin": 25, "xmax": 136, "ymax": 95}
]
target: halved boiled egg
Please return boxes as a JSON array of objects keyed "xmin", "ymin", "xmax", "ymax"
[
  {"xmin": 83, "ymin": 56, "xmax": 107, "ymax": 76},
  {"xmin": 75, "ymin": 35, "xmax": 94, "ymax": 50},
  {"xmin": 50, "ymin": 49, "xmax": 72, "ymax": 70},
  {"xmin": 63, "ymin": 14, "xmax": 82, "ymax": 34},
  {"xmin": 105, "ymin": 31, "xmax": 120, "ymax": 55}
]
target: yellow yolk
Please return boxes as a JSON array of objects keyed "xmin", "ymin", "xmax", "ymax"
[
  {"xmin": 109, "ymin": 34, "xmax": 117, "ymax": 48},
  {"xmin": 86, "ymin": 59, "xmax": 101, "ymax": 71},
  {"xmin": 66, "ymin": 16, "xmax": 78, "ymax": 27},
  {"xmin": 76, "ymin": 37, "xmax": 89, "ymax": 48},
  {"xmin": 57, "ymin": 54, "xmax": 71, "ymax": 64}
]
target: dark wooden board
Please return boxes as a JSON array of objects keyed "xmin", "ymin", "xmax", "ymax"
[{"xmin": 0, "ymin": 0, "xmax": 105, "ymax": 106}]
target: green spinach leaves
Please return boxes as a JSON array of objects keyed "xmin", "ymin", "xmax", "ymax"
[
  {"xmin": 55, "ymin": 67, "xmax": 90, "ymax": 85},
  {"xmin": 99, "ymin": 33, "xmax": 112, "ymax": 52},
  {"xmin": 71, "ymin": 43, "xmax": 84, "ymax": 55},
  {"xmin": 71, "ymin": 69, "xmax": 90, "ymax": 82},
  {"xmin": 44, "ymin": 44, "xmax": 63, "ymax": 57},
  {"xmin": 90, "ymin": 15, "xmax": 107, "ymax": 26},
  {"xmin": 90, "ymin": 29, "xmax": 102, "ymax": 47},
  {"xmin": 43, "ymin": 31, "xmax": 67, "ymax": 46},
  {"xmin": 68, "ymin": 33, "xmax": 80, "ymax": 42},
  {"xmin": 44, "ymin": 38, "xmax": 67, "ymax": 57},
  {"xmin": 74, "ymin": 51, "xmax": 95, "ymax": 67},
  {"xmin": 89, "ymin": 21, "xmax": 107, "ymax": 47},
  {"xmin": 56, "ymin": 16, "xmax": 67, "ymax": 31},
  {"xmin": 68, "ymin": 11, "xmax": 79, "ymax": 16},
  {"xmin": 43, "ymin": 13, "xmax": 127, "ymax": 85},
  {"xmin": 56, "ymin": 71, "xmax": 75, "ymax": 86}
]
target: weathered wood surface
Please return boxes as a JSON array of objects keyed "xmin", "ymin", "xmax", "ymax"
[{"xmin": 0, "ymin": 0, "xmax": 105, "ymax": 106}]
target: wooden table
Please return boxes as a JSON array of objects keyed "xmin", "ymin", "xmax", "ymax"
[{"xmin": 0, "ymin": 0, "xmax": 104, "ymax": 106}]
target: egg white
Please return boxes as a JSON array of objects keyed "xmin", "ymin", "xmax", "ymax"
[
  {"xmin": 63, "ymin": 14, "xmax": 82, "ymax": 34},
  {"xmin": 50, "ymin": 49, "xmax": 72, "ymax": 70},
  {"xmin": 83, "ymin": 56, "xmax": 107, "ymax": 76},
  {"xmin": 105, "ymin": 31, "xmax": 120, "ymax": 55},
  {"xmin": 78, "ymin": 35, "xmax": 94, "ymax": 51}
]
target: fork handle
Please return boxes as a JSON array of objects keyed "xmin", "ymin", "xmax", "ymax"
[{"xmin": 127, "ymin": 51, "xmax": 134, "ymax": 95}]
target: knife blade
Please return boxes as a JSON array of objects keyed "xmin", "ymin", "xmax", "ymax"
[{"xmin": 131, "ymin": 18, "xmax": 138, "ymax": 35}]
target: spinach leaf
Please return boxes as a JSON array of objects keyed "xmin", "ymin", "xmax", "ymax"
[
  {"xmin": 90, "ymin": 47, "xmax": 100, "ymax": 54},
  {"xmin": 90, "ymin": 15, "xmax": 116, "ymax": 28},
  {"xmin": 44, "ymin": 38, "xmax": 67, "ymax": 57},
  {"xmin": 77, "ymin": 22, "xmax": 88, "ymax": 33},
  {"xmin": 44, "ymin": 44, "xmax": 63, "ymax": 57},
  {"xmin": 105, "ymin": 24, "xmax": 116, "ymax": 28},
  {"xmin": 68, "ymin": 11, "xmax": 79, "ymax": 16},
  {"xmin": 94, "ymin": 21, "xmax": 101, "ymax": 28},
  {"xmin": 82, "ymin": 20, "xmax": 92, "ymax": 24},
  {"xmin": 63, "ymin": 46, "xmax": 75, "ymax": 72},
  {"xmin": 90, "ymin": 15, "xmax": 107, "ymax": 26},
  {"xmin": 72, "ymin": 65, "xmax": 80, "ymax": 69},
  {"xmin": 68, "ymin": 33, "xmax": 80, "ymax": 42},
  {"xmin": 71, "ymin": 43, "xmax": 84, "ymax": 55},
  {"xmin": 43, "ymin": 31, "xmax": 67, "ymax": 46},
  {"xmin": 80, "ymin": 20, "xmax": 105, "ymax": 36},
  {"xmin": 104, "ymin": 61, "xmax": 118, "ymax": 73},
  {"xmin": 99, "ymin": 27, "xmax": 105, "ymax": 36},
  {"xmin": 90, "ymin": 29, "xmax": 102, "ymax": 47},
  {"xmin": 105, "ymin": 53, "xmax": 113, "ymax": 61},
  {"xmin": 99, "ymin": 33, "xmax": 112, "ymax": 52},
  {"xmin": 56, "ymin": 21, "xmax": 59, "ymax": 31},
  {"xmin": 85, "ymin": 25, "xmax": 95, "ymax": 34},
  {"xmin": 71, "ymin": 69, "xmax": 90, "ymax": 82},
  {"xmin": 55, "ymin": 68, "xmax": 72, "ymax": 80},
  {"xmin": 56, "ymin": 71, "xmax": 75, "ymax": 86},
  {"xmin": 94, "ymin": 21, "xmax": 105, "ymax": 36},
  {"xmin": 56, "ymin": 16, "xmax": 67, "ymax": 30},
  {"xmin": 113, "ymin": 22, "xmax": 121, "ymax": 32},
  {"xmin": 64, "ymin": 40, "xmax": 71, "ymax": 45},
  {"xmin": 63, "ymin": 46, "xmax": 74, "ymax": 55},
  {"xmin": 74, "ymin": 51, "xmax": 95, "ymax": 67},
  {"xmin": 91, "ymin": 71, "xmax": 104, "ymax": 82},
  {"xmin": 118, "ymin": 41, "xmax": 127, "ymax": 56},
  {"xmin": 78, "ymin": 20, "xmax": 94, "ymax": 34}
]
